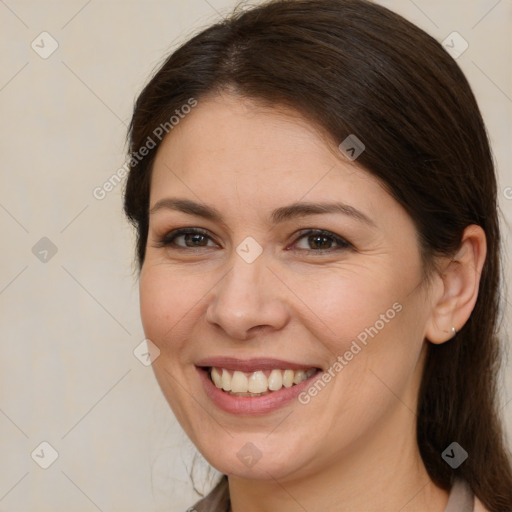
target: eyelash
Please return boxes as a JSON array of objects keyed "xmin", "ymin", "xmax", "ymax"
[{"xmin": 155, "ymin": 228, "xmax": 351, "ymax": 254}]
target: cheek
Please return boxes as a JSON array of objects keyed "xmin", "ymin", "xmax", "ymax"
[
  {"xmin": 139, "ymin": 265, "xmax": 207, "ymax": 429},
  {"xmin": 288, "ymin": 263, "xmax": 426, "ymax": 402},
  {"xmin": 139, "ymin": 266, "xmax": 200, "ymax": 354},
  {"xmin": 288, "ymin": 264, "xmax": 404, "ymax": 347}
]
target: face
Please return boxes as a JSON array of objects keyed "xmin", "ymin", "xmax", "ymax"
[{"xmin": 140, "ymin": 92, "xmax": 433, "ymax": 482}]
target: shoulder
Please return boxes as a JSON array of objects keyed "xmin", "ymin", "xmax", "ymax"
[
  {"xmin": 473, "ymin": 496, "xmax": 490, "ymax": 512},
  {"xmin": 447, "ymin": 479, "xmax": 491, "ymax": 512},
  {"xmin": 187, "ymin": 476, "xmax": 229, "ymax": 512}
]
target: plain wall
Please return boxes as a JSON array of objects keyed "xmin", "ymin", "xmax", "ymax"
[{"xmin": 0, "ymin": 1, "xmax": 511, "ymax": 511}]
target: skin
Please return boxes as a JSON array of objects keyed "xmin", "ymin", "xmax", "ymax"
[{"xmin": 139, "ymin": 92, "xmax": 487, "ymax": 512}]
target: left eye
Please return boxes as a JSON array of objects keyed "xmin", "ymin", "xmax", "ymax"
[{"xmin": 292, "ymin": 230, "xmax": 350, "ymax": 251}]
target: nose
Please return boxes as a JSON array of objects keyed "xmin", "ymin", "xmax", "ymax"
[{"xmin": 205, "ymin": 255, "xmax": 290, "ymax": 340}]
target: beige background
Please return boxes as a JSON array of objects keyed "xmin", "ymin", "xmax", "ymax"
[{"xmin": 0, "ymin": 1, "xmax": 511, "ymax": 511}]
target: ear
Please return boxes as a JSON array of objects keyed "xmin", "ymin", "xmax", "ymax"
[{"xmin": 424, "ymin": 225, "xmax": 487, "ymax": 344}]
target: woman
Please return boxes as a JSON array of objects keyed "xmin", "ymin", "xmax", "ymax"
[{"xmin": 123, "ymin": 0, "xmax": 512, "ymax": 510}]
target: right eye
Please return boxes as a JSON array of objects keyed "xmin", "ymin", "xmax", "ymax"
[{"xmin": 157, "ymin": 228, "xmax": 219, "ymax": 249}]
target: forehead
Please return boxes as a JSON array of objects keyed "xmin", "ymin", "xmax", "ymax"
[
  {"xmin": 149, "ymin": 93, "xmax": 390, "ymax": 221},
  {"xmin": 154, "ymin": 94, "xmax": 334, "ymax": 170}
]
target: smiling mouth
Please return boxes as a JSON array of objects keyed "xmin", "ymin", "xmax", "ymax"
[{"xmin": 206, "ymin": 367, "xmax": 320, "ymax": 397}]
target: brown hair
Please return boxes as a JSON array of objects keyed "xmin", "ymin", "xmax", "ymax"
[{"xmin": 124, "ymin": 0, "xmax": 512, "ymax": 509}]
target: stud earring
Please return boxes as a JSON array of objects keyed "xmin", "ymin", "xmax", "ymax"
[{"xmin": 451, "ymin": 326, "xmax": 457, "ymax": 339}]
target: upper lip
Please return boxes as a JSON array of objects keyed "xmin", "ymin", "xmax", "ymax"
[{"xmin": 195, "ymin": 357, "xmax": 320, "ymax": 373}]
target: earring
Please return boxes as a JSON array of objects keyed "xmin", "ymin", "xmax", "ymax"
[{"xmin": 451, "ymin": 326, "xmax": 457, "ymax": 339}]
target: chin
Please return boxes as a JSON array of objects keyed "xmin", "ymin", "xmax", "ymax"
[{"xmin": 191, "ymin": 429, "xmax": 318, "ymax": 482}]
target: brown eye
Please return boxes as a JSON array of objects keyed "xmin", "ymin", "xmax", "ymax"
[
  {"xmin": 181, "ymin": 233, "xmax": 209, "ymax": 247},
  {"xmin": 158, "ymin": 228, "xmax": 218, "ymax": 249},
  {"xmin": 293, "ymin": 230, "xmax": 350, "ymax": 252},
  {"xmin": 308, "ymin": 234, "xmax": 334, "ymax": 250}
]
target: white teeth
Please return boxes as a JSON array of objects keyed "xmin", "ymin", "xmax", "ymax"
[
  {"xmin": 268, "ymin": 369, "xmax": 283, "ymax": 391},
  {"xmin": 248, "ymin": 371, "xmax": 268, "ymax": 393},
  {"xmin": 231, "ymin": 371, "xmax": 248, "ymax": 393},
  {"xmin": 211, "ymin": 367, "xmax": 222, "ymax": 388},
  {"xmin": 293, "ymin": 370, "xmax": 306, "ymax": 384},
  {"xmin": 221, "ymin": 369, "xmax": 232, "ymax": 391},
  {"xmin": 282, "ymin": 369, "xmax": 294, "ymax": 388},
  {"xmin": 210, "ymin": 367, "xmax": 316, "ymax": 395}
]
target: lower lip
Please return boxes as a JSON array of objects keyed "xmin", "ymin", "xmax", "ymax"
[{"xmin": 197, "ymin": 367, "xmax": 321, "ymax": 416}]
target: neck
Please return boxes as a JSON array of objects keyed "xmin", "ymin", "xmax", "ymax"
[{"xmin": 228, "ymin": 403, "xmax": 449, "ymax": 512}]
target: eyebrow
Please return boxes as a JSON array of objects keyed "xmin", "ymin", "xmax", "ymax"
[{"xmin": 149, "ymin": 198, "xmax": 375, "ymax": 227}]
